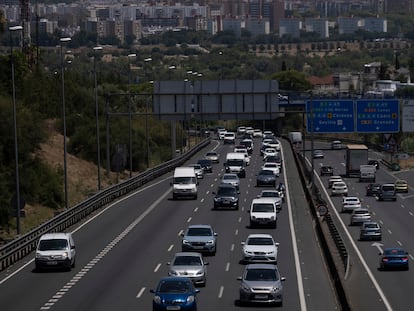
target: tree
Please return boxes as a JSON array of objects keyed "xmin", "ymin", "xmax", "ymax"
[{"xmin": 271, "ymin": 70, "xmax": 311, "ymax": 92}]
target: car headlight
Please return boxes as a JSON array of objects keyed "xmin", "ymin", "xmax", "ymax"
[
  {"xmin": 206, "ymin": 240, "xmax": 214, "ymax": 245},
  {"xmin": 62, "ymin": 252, "xmax": 68, "ymax": 259},
  {"xmin": 241, "ymin": 282, "xmax": 251, "ymax": 292},
  {"xmin": 182, "ymin": 239, "xmax": 190, "ymax": 245},
  {"xmin": 186, "ymin": 295, "xmax": 195, "ymax": 303},
  {"xmin": 169, "ymin": 270, "xmax": 178, "ymax": 276},
  {"xmin": 153, "ymin": 295, "xmax": 161, "ymax": 304},
  {"xmin": 195, "ymin": 270, "xmax": 204, "ymax": 276},
  {"xmin": 270, "ymin": 216, "xmax": 275, "ymax": 220},
  {"xmin": 271, "ymin": 286, "xmax": 281, "ymax": 293}
]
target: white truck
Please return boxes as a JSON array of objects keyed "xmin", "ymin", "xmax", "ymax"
[
  {"xmin": 172, "ymin": 167, "xmax": 198, "ymax": 200},
  {"xmin": 288, "ymin": 131, "xmax": 302, "ymax": 145},
  {"xmin": 359, "ymin": 164, "xmax": 376, "ymax": 182},
  {"xmin": 224, "ymin": 152, "xmax": 246, "ymax": 178}
]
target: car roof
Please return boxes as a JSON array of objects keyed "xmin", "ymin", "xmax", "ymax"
[
  {"xmin": 187, "ymin": 224, "xmax": 212, "ymax": 229},
  {"xmin": 245, "ymin": 263, "xmax": 278, "ymax": 270},
  {"xmin": 39, "ymin": 232, "xmax": 71, "ymax": 240},
  {"xmin": 246, "ymin": 233, "xmax": 274, "ymax": 239},
  {"xmin": 173, "ymin": 252, "xmax": 203, "ymax": 257},
  {"xmin": 252, "ymin": 197, "xmax": 277, "ymax": 203}
]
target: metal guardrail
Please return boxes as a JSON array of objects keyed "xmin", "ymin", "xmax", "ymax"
[{"xmin": 0, "ymin": 138, "xmax": 211, "ymax": 272}]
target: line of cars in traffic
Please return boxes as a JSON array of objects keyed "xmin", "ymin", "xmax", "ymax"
[
  {"xmin": 152, "ymin": 129, "xmax": 287, "ymax": 310},
  {"xmin": 318, "ymin": 158, "xmax": 410, "ymax": 272}
]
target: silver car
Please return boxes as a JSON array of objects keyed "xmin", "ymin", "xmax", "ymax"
[
  {"xmin": 220, "ymin": 173, "xmax": 240, "ymax": 190},
  {"xmin": 181, "ymin": 224, "xmax": 217, "ymax": 255},
  {"xmin": 168, "ymin": 252, "xmax": 208, "ymax": 287},
  {"xmin": 360, "ymin": 221, "xmax": 382, "ymax": 241},
  {"xmin": 238, "ymin": 264, "xmax": 285, "ymax": 306},
  {"xmin": 188, "ymin": 164, "xmax": 204, "ymax": 179},
  {"xmin": 205, "ymin": 151, "xmax": 219, "ymax": 163},
  {"xmin": 350, "ymin": 207, "xmax": 371, "ymax": 226}
]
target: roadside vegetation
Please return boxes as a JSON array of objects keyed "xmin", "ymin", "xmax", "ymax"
[{"xmin": 1, "ymin": 12, "xmax": 414, "ymax": 239}]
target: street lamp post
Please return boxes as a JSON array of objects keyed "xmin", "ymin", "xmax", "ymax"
[
  {"xmin": 144, "ymin": 57, "xmax": 152, "ymax": 168},
  {"xmin": 93, "ymin": 46, "xmax": 103, "ymax": 190},
  {"xmin": 60, "ymin": 37, "xmax": 71, "ymax": 209},
  {"xmin": 10, "ymin": 25, "xmax": 23, "ymax": 235},
  {"xmin": 127, "ymin": 53, "xmax": 136, "ymax": 177}
]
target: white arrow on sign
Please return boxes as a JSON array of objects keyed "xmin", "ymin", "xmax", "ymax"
[{"xmin": 372, "ymin": 242, "xmax": 384, "ymax": 254}]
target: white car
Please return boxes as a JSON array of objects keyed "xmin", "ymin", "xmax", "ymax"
[
  {"xmin": 241, "ymin": 234, "xmax": 279, "ymax": 263},
  {"xmin": 245, "ymin": 127, "xmax": 254, "ymax": 135},
  {"xmin": 249, "ymin": 198, "xmax": 277, "ymax": 228},
  {"xmin": 223, "ymin": 132, "xmax": 236, "ymax": 144},
  {"xmin": 257, "ymin": 189, "xmax": 283, "ymax": 211},
  {"xmin": 266, "ymin": 140, "xmax": 281, "ymax": 151},
  {"xmin": 253, "ymin": 129, "xmax": 263, "ymax": 137},
  {"xmin": 261, "ymin": 162, "xmax": 280, "ymax": 177},
  {"xmin": 263, "ymin": 148, "xmax": 278, "ymax": 159},
  {"xmin": 328, "ymin": 175, "xmax": 343, "ymax": 188},
  {"xmin": 331, "ymin": 181, "xmax": 348, "ymax": 196},
  {"xmin": 341, "ymin": 196, "xmax": 361, "ymax": 212},
  {"xmin": 35, "ymin": 233, "xmax": 76, "ymax": 271}
]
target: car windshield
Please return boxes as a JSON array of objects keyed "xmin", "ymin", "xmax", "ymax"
[
  {"xmin": 174, "ymin": 177, "xmax": 196, "ymax": 184},
  {"xmin": 173, "ymin": 256, "xmax": 202, "ymax": 266},
  {"xmin": 217, "ymin": 187, "xmax": 236, "ymax": 196},
  {"xmin": 38, "ymin": 239, "xmax": 68, "ymax": 251},
  {"xmin": 382, "ymin": 185, "xmax": 394, "ymax": 191},
  {"xmin": 223, "ymin": 175, "xmax": 237, "ymax": 181},
  {"xmin": 384, "ymin": 249, "xmax": 405, "ymax": 256},
  {"xmin": 261, "ymin": 192, "xmax": 278, "ymax": 197},
  {"xmin": 206, "ymin": 152, "xmax": 216, "ymax": 157},
  {"xmin": 227, "ymin": 159, "xmax": 244, "ymax": 166},
  {"xmin": 252, "ymin": 203, "xmax": 275, "ymax": 212},
  {"xmin": 364, "ymin": 223, "xmax": 379, "ymax": 229},
  {"xmin": 259, "ymin": 170, "xmax": 274, "ymax": 176},
  {"xmin": 158, "ymin": 280, "xmax": 191, "ymax": 293},
  {"xmin": 247, "ymin": 237, "xmax": 274, "ymax": 245},
  {"xmin": 187, "ymin": 228, "xmax": 212, "ymax": 236},
  {"xmin": 245, "ymin": 269, "xmax": 278, "ymax": 281}
]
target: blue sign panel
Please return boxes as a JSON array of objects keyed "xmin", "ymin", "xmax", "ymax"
[
  {"xmin": 356, "ymin": 100, "xmax": 399, "ymax": 133},
  {"xmin": 306, "ymin": 100, "xmax": 354, "ymax": 133}
]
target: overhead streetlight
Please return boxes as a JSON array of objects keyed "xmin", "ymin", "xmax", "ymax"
[
  {"xmin": 9, "ymin": 25, "xmax": 23, "ymax": 235},
  {"xmin": 60, "ymin": 36, "xmax": 71, "ymax": 209},
  {"xmin": 93, "ymin": 46, "xmax": 103, "ymax": 190},
  {"xmin": 143, "ymin": 57, "xmax": 153, "ymax": 169},
  {"xmin": 127, "ymin": 53, "xmax": 136, "ymax": 178}
]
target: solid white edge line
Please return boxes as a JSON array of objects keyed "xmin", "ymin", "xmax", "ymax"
[
  {"xmin": 0, "ymin": 175, "xmax": 172, "ymax": 285},
  {"xmin": 283, "ymin": 144, "xmax": 307, "ymax": 311},
  {"xmin": 309, "ymin": 158, "xmax": 393, "ymax": 311}
]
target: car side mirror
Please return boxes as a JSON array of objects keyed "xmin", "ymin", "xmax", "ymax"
[
  {"xmin": 281, "ymin": 277, "xmax": 286, "ymax": 282},
  {"xmin": 241, "ymin": 242, "xmax": 245, "ymax": 245},
  {"xmin": 237, "ymin": 276, "xmax": 242, "ymax": 281},
  {"xmin": 71, "ymin": 245, "xmax": 75, "ymax": 249},
  {"xmin": 150, "ymin": 289, "xmax": 155, "ymax": 293},
  {"xmin": 195, "ymin": 289, "xmax": 200, "ymax": 293},
  {"xmin": 275, "ymin": 243, "xmax": 280, "ymax": 246},
  {"xmin": 167, "ymin": 262, "xmax": 171, "ymax": 265},
  {"xmin": 204, "ymin": 262, "xmax": 210, "ymax": 265}
]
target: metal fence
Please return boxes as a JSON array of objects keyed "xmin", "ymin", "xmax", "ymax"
[{"xmin": 0, "ymin": 138, "xmax": 211, "ymax": 272}]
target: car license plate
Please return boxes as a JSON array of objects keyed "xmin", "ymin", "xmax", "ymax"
[
  {"xmin": 47, "ymin": 261, "xmax": 58, "ymax": 265},
  {"xmin": 166, "ymin": 306, "xmax": 181, "ymax": 310},
  {"xmin": 255, "ymin": 294, "xmax": 268, "ymax": 299}
]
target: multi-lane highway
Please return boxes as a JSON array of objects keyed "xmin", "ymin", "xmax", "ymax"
[
  {"xmin": 0, "ymin": 136, "xmax": 341, "ymax": 311},
  {"xmin": 308, "ymin": 141, "xmax": 414, "ymax": 311}
]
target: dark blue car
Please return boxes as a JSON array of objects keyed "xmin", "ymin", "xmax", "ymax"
[
  {"xmin": 151, "ymin": 277, "xmax": 200, "ymax": 311},
  {"xmin": 379, "ymin": 247, "xmax": 409, "ymax": 270}
]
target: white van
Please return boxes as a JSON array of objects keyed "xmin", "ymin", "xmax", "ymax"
[
  {"xmin": 224, "ymin": 152, "xmax": 246, "ymax": 178},
  {"xmin": 248, "ymin": 198, "xmax": 277, "ymax": 228},
  {"xmin": 35, "ymin": 232, "xmax": 76, "ymax": 271},
  {"xmin": 172, "ymin": 167, "xmax": 198, "ymax": 200}
]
